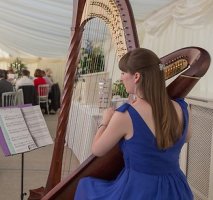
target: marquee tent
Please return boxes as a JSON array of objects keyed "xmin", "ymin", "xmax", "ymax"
[
  {"xmin": 0, "ymin": 0, "xmax": 212, "ymax": 99},
  {"xmin": 0, "ymin": 0, "xmax": 175, "ymax": 59}
]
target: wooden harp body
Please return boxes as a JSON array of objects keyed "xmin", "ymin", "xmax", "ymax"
[{"xmin": 29, "ymin": 1, "xmax": 211, "ymax": 200}]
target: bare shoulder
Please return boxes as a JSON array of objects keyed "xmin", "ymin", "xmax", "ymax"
[
  {"xmin": 171, "ymin": 99, "xmax": 192, "ymax": 142},
  {"xmin": 171, "ymin": 100, "xmax": 183, "ymax": 117},
  {"xmin": 112, "ymin": 110, "xmax": 131, "ymax": 125},
  {"xmin": 109, "ymin": 110, "xmax": 132, "ymax": 136},
  {"xmin": 171, "ymin": 100, "xmax": 185, "ymax": 127}
]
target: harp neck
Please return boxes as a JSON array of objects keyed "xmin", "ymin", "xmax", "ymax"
[{"xmin": 45, "ymin": 0, "xmax": 139, "ymax": 194}]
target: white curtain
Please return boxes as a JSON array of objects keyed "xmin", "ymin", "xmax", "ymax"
[{"xmin": 138, "ymin": 0, "xmax": 213, "ymax": 99}]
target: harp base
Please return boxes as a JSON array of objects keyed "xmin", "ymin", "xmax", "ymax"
[{"xmin": 28, "ymin": 186, "xmax": 45, "ymax": 200}]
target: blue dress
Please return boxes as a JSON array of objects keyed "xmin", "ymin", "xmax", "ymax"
[{"xmin": 74, "ymin": 98, "xmax": 193, "ymax": 200}]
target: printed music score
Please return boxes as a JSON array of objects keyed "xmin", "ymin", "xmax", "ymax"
[{"xmin": 0, "ymin": 105, "xmax": 53, "ymax": 156}]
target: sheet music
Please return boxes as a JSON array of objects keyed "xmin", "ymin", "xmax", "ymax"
[
  {"xmin": 21, "ymin": 105, "xmax": 53, "ymax": 147},
  {"xmin": 0, "ymin": 108, "xmax": 37, "ymax": 154}
]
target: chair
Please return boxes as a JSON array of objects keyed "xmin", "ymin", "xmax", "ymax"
[
  {"xmin": 48, "ymin": 83, "xmax": 61, "ymax": 113},
  {"xmin": 2, "ymin": 91, "xmax": 17, "ymax": 107},
  {"xmin": 19, "ymin": 85, "xmax": 38, "ymax": 105},
  {"xmin": 38, "ymin": 84, "xmax": 50, "ymax": 114},
  {"xmin": 15, "ymin": 88, "xmax": 24, "ymax": 106}
]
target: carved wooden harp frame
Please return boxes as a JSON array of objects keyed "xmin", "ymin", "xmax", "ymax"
[
  {"xmin": 28, "ymin": 0, "xmax": 140, "ymax": 199},
  {"xmin": 45, "ymin": 0, "xmax": 139, "ymax": 190},
  {"xmin": 28, "ymin": 0, "xmax": 211, "ymax": 200}
]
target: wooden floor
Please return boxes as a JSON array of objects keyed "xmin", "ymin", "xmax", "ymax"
[{"xmin": 0, "ymin": 112, "xmax": 79, "ymax": 200}]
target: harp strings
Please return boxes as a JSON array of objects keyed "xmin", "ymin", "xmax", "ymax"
[
  {"xmin": 62, "ymin": 0, "xmax": 92, "ymax": 178},
  {"xmin": 62, "ymin": 0, "xmax": 121, "ymax": 177}
]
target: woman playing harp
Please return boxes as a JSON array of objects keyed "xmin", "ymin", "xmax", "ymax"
[
  {"xmin": 35, "ymin": 0, "xmax": 210, "ymax": 199},
  {"xmin": 74, "ymin": 48, "xmax": 193, "ymax": 200}
]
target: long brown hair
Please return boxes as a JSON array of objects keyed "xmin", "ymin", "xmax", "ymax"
[{"xmin": 119, "ymin": 48, "xmax": 182, "ymax": 149}]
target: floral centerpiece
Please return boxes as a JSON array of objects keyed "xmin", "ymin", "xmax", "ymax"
[
  {"xmin": 78, "ymin": 40, "xmax": 105, "ymax": 75},
  {"xmin": 10, "ymin": 58, "xmax": 27, "ymax": 78}
]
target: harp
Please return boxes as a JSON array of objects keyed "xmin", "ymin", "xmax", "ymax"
[{"xmin": 28, "ymin": 0, "xmax": 210, "ymax": 200}]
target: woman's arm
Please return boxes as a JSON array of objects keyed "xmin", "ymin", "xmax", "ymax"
[{"xmin": 92, "ymin": 108, "xmax": 128, "ymax": 157}]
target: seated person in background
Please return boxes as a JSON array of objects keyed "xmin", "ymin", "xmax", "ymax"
[
  {"xmin": 2, "ymin": 70, "xmax": 8, "ymax": 79},
  {"xmin": 45, "ymin": 68, "xmax": 54, "ymax": 83},
  {"xmin": 7, "ymin": 67, "xmax": 16, "ymax": 85},
  {"xmin": 0, "ymin": 69, "xmax": 14, "ymax": 106},
  {"xmin": 33, "ymin": 68, "xmax": 47, "ymax": 93},
  {"xmin": 15, "ymin": 69, "xmax": 34, "ymax": 90},
  {"xmin": 48, "ymin": 83, "xmax": 61, "ymax": 114},
  {"xmin": 41, "ymin": 70, "xmax": 53, "ymax": 90}
]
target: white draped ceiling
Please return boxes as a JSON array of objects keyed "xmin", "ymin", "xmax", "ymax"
[
  {"xmin": 0, "ymin": 0, "xmax": 175, "ymax": 59},
  {"xmin": 141, "ymin": 0, "xmax": 213, "ymax": 36},
  {"xmin": 0, "ymin": 0, "xmax": 72, "ymax": 59},
  {"xmin": 1, "ymin": 0, "xmax": 212, "ymax": 99},
  {"xmin": 139, "ymin": 0, "xmax": 213, "ymax": 99}
]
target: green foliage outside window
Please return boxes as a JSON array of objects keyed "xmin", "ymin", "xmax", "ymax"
[{"xmin": 112, "ymin": 80, "xmax": 129, "ymax": 98}]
